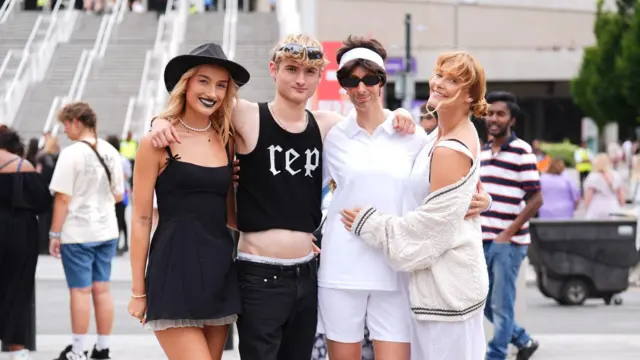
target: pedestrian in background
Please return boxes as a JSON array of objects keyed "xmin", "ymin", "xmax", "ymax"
[{"xmin": 0, "ymin": 126, "xmax": 52, "ymax": 360}]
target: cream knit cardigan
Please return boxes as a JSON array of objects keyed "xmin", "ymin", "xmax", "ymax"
[{"xmin": 350, "ymin": 142, "xmax": 489, "ymax": 322}]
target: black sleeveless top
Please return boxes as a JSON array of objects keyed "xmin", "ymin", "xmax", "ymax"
[{"xmin": 236, "ymin": 102, "xmax": 323, "ymax": 233}]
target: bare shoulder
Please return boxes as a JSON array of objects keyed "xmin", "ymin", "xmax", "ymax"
[
  {"xmin": 312, "ymin": 110, "xmax": 344, "ymax": 140},
  {"xmin": 448, "ymin": 122, "xmax": 481, "ymax": 157},
  {"xmin": 138, "ymin": 133, "xmax": 165, "ymax": 156},
  {"xmin": 232, "ymin": 99, "xmax": 259, "ymax": 136},
  {"xmin": 0, "ymin": 157, "xmax": 35, "ymax": 173},
  {"xmin": 235, "ymin": 98, "xmax": 259, "ymax": 112},
  {"xmin": 430, "ymin": 145, "xmax": 473, "ymax": 190},
  {"xmin": 19, "ymin": 159, "xmax": 35, "ymax": 172},
  {"xmin": 233, "ymin": 99, "xmax": 259, "ymax": 123}
]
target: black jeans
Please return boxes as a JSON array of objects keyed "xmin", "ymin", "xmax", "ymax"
[{"xmin": 236, "ymin": 258, "xmax": 318, "ymax": 360}]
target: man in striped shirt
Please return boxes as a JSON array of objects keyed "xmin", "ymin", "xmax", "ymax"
[{"xmin": 480, "ymin": 91, "xmax": 543, "ymax": 360}]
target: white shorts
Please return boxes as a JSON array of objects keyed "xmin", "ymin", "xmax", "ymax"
[
  {"xmin": 317, "ymin": 286, "xmax": 412, "ymax": 343},
  {"xmin": 410, "ymin": 310, "xmax": 486, "ymax": 360}
]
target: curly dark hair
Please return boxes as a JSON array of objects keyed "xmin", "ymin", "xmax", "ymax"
[{"xmin": 0, "ymin": 125, "xmax": 25, "ymax": 156}]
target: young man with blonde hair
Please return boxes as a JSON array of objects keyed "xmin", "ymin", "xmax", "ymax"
[{"xmin": 148, "ymin": 34, "xmax": 415, "ymax": 360}]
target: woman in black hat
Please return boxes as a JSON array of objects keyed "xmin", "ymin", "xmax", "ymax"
[{"xmin": 127, "ymin": 43, "xmax": 250, "ymax": 360}]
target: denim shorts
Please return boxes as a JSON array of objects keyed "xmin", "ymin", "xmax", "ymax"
[{"xmin": 61, "ymin": 239, "xmax": 118, "ymax": 289}]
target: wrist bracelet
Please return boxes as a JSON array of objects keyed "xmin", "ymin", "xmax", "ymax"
[
  {"xmin": 131, "ymin": 293, "xmax": 146, "ymax": 299},
  {"xmin": 49, "ymin": 231, "xmax": 61, "ymax": 239}
]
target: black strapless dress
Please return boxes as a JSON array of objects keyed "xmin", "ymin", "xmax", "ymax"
[{"xmin": 144, "ymin": 148, "xmax": 240, "ymax": 330}]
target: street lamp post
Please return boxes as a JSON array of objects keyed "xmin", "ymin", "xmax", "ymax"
[{"xmin": 402, "ymin": 13, "xmax": 415, "ymax": 111}]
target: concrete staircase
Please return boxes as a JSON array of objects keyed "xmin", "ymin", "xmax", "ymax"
[
  {"xmin": 180, "ymin": 11, "xmax": 278, "ymax": 103},
  {"xmin": 0, "ymin": 11, "xmax": 41, "ymax": 64},
  {"xmin": 80, "ymin": 12, "xmax": 158, "ymax": 139},
  {"xmin": 234, "ymin": 12, "xmax": 278, "ymax": 103},
  {"xmin": 11, "ymin": 13, "xmax": 103, "ymax": 141},
  {"xmin": 0, "ymin": 11, "xmax": 41, "ymax": 98}
]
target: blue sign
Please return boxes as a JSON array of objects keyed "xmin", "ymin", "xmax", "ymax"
[{"xmin": 385, "ymin": 57, "xmax": 417, "ymax": 75}]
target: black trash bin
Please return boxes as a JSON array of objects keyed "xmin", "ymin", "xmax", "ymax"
[{"xmin": 529, "ymin": 218, "xmax": 640, "ymax": 306}]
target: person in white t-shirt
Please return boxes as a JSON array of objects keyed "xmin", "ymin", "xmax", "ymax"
[{"xmin": 48, "ymin": 102, "xmax": 125, "ymax": 360}]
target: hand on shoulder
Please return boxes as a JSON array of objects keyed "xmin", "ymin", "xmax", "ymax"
[{"xmin": 149, "ymin": 117, "xmax": 180, "ymax": 147}]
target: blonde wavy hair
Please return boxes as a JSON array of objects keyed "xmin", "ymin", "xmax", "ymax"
[
  {"xmin": 425, "ymin": 51, "xmax": 488, "ymax": 118},
  {"xmin": 156, "ymin": 65, "xmax": 238, "ymax": 145},
  {"xmin": 592, "ymin": 153, "xmax": 612, "ymax": 173},
  {"xmin": 271, "ymin": 34, "xmax": 330, "ymax": 69},
  {"xmin": 43, "ymin": 136, "xmax": 59, "ymax": 154}
]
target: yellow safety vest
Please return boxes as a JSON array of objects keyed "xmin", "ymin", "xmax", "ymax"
[
  {"xmin": 575, "ymin": 148, "xmax": 592, "ymax": 173},
  {"xmin": 120, "ymin": 140, "xmax": 138, "ymax": 160}
]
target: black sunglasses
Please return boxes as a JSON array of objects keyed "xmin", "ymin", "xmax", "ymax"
[
  {"xmin": 277, "ymin": 43, "xmax": 324, "ymax": 60},
  {"xmin": 340, "ymin": 75, "xmax": 381, "ymax": 88}
]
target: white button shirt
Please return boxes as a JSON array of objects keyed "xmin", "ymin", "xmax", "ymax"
[{"xmin": 320, "ymin": 112, "xmax": 428, "ymax": 291}]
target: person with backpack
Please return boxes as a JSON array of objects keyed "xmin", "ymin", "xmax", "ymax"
[{"xmin": 48, "ymin": 102, "xmax": 125, "ymax": 360}]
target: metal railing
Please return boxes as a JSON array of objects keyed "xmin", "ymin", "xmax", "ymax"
[
  {"xmin": 0, "ymin": 0, "xmax": 17, "ymax": 24},
  {"xmin": 3, "ymin": 15, "xmax": 45, "ymax": 100},
  {"xmin": 44, "ymin": 0, "xmax": 128, "ymax": 140},
  {"xmin": 46, "ymin": 49, "xmax": 90, "ymax": 139},
  {"xmin": 121, "ymin": 0, "xmax": 190, "ymax": 139},
  {"xmin": 0, "ymin": 51, "xmax": 14, "ymax": 81},
  {"xmin": 0, "ymin": 1, "xmax": 78, "ymax": 127},
  {"xmin": 276, "ymin": 0, "xmax": 301, "ymax": 38},
  {"xmin": 222, "ymin": 0, "xmax": 238, "ymax": 60}
]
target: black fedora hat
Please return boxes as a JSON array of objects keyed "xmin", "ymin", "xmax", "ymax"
[{"xmin": 164, "ymin": 43, "xmax": 251, "ymax": 93}]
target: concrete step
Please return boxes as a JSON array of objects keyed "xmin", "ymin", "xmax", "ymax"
[
  {"xmin": 11, "ymin": 10, "xmax": 158, "ymax": 137},
  {"xmin": 79, "ymin": 96, "xmax": 131, "ymax": 136},
  {"xmin": 110, "ymin": 12, "xmax": 159, "ymax": 42},
  {"xmin": 12, "ymin": 43, "xmax": 86, "ymax": 133},
  {"xmin": 0, "ymin": 11, "xmax": 41, "ymax": 39},
  {"xmin": 69, "ymin": 12, "xmax": 105, "ymax": 42},
  {"xmin": 183, "ymin": 13, "xmax": 225, "ymax": 44}
]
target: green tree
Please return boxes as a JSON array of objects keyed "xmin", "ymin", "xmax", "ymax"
[
  {"xmin": 617, "ymin": 0, "xmax": 640, "ymax": 126},
  {"xmin": 571, "ymin": 0, "xmax": 637, "ymax": 129}
]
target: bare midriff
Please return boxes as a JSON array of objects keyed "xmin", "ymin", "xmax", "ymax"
[{"xmin": 238, "ymin": 229, "xmax": 314, "ymax": 259}]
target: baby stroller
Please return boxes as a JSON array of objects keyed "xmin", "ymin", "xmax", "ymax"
[{"xmin": 528, "ymin": 218, "xmax": 640, "ymax": 306}]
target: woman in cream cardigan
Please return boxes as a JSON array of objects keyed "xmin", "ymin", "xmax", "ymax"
[{"xmin": 341, "ymin": 51, "xmax": 490, "ymax": 360}]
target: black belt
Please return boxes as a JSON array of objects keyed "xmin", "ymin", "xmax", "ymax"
[{"xmin": 236, "ymin": 257, "xmax": 318, "ymax": 278}]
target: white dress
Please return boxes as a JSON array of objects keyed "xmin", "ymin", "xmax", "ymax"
[{"xmin": 404, "ymin": 133, "xmax": 487, "ymax": 360}]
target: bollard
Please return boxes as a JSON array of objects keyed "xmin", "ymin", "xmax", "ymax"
[{"xmin": 1, "ymin": 286, "xmax": 36, "ymax": 352}]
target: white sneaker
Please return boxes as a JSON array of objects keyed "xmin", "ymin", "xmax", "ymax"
[
  {"xmin": 55, "ymin": 345, "xmax": 88, "ymax": 360},
  {"xmin": 9, "ymin": 349, "xmax": 33, "ymax": 360},
  {"xmin": 65, "ymin": 351, "xmax": 88, "ymax": 360}
]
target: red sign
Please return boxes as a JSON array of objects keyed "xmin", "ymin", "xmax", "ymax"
[{"xmin": 309, "ymin": 41, "xmax": 353, "ymax": 116}]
